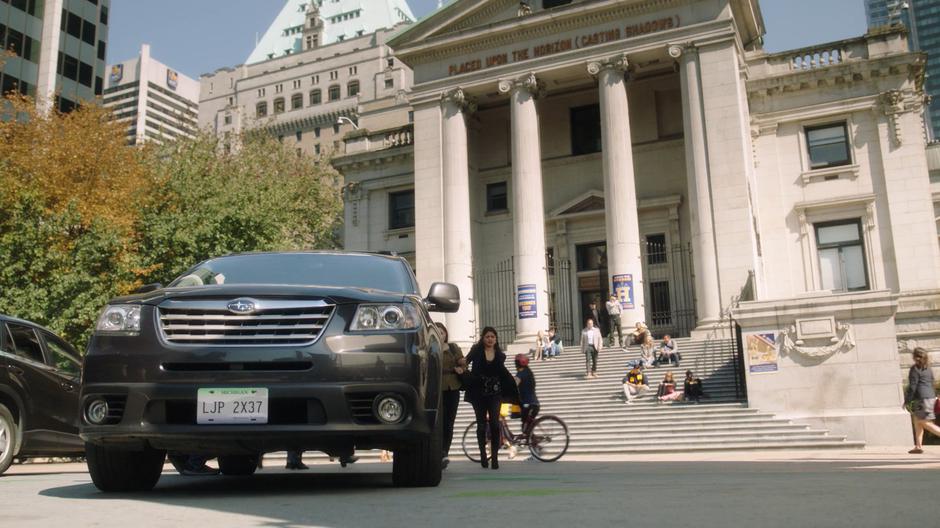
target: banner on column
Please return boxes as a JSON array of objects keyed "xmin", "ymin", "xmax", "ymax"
[
  {"xmin": 612, "ymin": 274, "xmax": 634, "ymax": 310},
  {"xmin": 517, "ymin": 284, "xmax": 537, "ymax": 320}
]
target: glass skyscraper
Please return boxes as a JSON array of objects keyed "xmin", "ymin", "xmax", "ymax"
[{"xmin": 865, "ymin": 0, "xmax": 940, "ymax": 140}]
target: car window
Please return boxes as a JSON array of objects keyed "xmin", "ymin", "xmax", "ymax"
[
  {"xmin": 168, "ymin": 253, "xmax": 417, "ymax": 294},
  {"xmin": 6, "ymin": 323, "xmax": 45, "ymax": 364},
  {"xmin": 42, "ymin": 332, "xmax": 81, "ymax": 377},
  {"xmin": 1, "ymin": 324, "xmax": 15, "ymax": 355}
]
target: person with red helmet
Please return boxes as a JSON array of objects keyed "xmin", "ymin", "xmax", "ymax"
[{"xmin": 514, "ymin": 353, "xmax": 540, "ymax": 435}]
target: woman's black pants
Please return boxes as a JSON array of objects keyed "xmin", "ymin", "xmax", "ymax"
[
  {"xmin": 471, "ymin": 395, "xmax": 502, "ymax": 463},
  {"xmin": 441, "ymin": 389, "xmax": 461, "ymax": 456}
]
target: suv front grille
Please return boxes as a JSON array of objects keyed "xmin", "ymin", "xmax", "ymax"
[{"xmin": 158, "ymin": 298, "xmax": 334, "ymax": 346}]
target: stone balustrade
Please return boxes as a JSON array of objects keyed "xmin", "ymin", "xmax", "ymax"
[
  {"xmin": 790, "ymin": 48, "xmax": 843, "ymax": 70},
  {"xmin": 382, "ymin": 124, "xmax": 413, "ymax": 148}
]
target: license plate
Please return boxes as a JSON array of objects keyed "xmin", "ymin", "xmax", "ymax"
[{"xmin": 197, "ymin": 388, "xmax": 268, "ymax": 424}]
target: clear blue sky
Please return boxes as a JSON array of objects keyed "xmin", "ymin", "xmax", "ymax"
[{"xmin": 108, "ymin": 0, "xmax": 867, "ymax": 80}]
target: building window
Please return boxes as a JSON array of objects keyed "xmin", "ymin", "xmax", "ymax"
[
  {"xmin": 314, "ymin": 127, "xmax": 321, "ymax": 138},
  {"xmin": 315, "ymin": 144, "xmax": 321, "ymax": 155},
  {"xmin": 100, "ymin": 5, "xmax": 109, "ymax": 25},
  {"xmin": 649, "ymin": 281, "xmax": 672, "ymax": 326},
  {"xmin": 349, "ymin": 66, "xmax": 357, "ymax": 75},
  {"xmin": 224, "ymin": 114, "xmax": 232, "ymax": 125},
  {"xmin": 295, "ymin": 130, "xmax": 302, "ymax": 141},
  {"xmin": 332, "ymin": 123, "xmax": 340, "ymax": 134},
  {"xmin": 293, "ymin": 79, "xmax": 301, "ymax": 89},
  {"xmin": 388, "ymin": 190, "xmax": 415, "ymax": 230},
  {"xmin": 328, "ymin": 85, "xmax": 340, "ymax": 101},
  {"xmin": 815, "ymin": 219, "xmax": 869, "ymax": 292},
  {"xmin": 275, "ymin": 83, "xmax": 283, "ymax": 94},
  {"xmin": 384, "ymin": 78, "xmax": 394, "ymax": 89},
  {"xmin": 97, "ymin": 40, "xmax": 106, "ymax": 61},
  {"xmin": 576, "ymin": 242, "xmax": 607, "ymax": 272},
  {"xmin": 329, "ymin": 70, "xmax": 338, "ymax": 81},
  {"xmin": 347, "ymin": 80, "xmax": 359, "ymax": 97},
  {"xmin": 291, "ymin": 93, "xmax": 303, "ymax": 110},
  {"xmin": 94, "ymin": 76, "xmax": 102, "ymax": 95},
  {"xmin": 257, "ymin": 88, "xmax": 265, "ymax": 97},
  {"xmin": 81, "ymin": 19, "xmax": 96, "ymax": 45},
  {"xmin": 309, "ymin": 89, "xmax": 322, "ymax": 105},
  {"xmin": 273, "ymin": 97, "xmax": 285, "ymax": 114},
  {"xmin": 387, "ymin": 58, "xmax": 395, "ymax": 68},
  {"xmin": 645, "ymin": 234, "xmax": 667, "ymax": 265},
  {"xmin": 486, "ymin": 182, "xmax": 508, "ymax": 213},
  {"xmin": 806, "ymin": 122, "xmax": 851, "ymax": 169},
  {"xmin": 571, "ymin": 104, "xmax": 601, "ymax": 156},
  {"xmin": 311, "ymin": 74, "xmax": 319, "ymax": 84},
  {"xmin": 256, "ymin": 101, "xmax": 268, "ymax": 117}
]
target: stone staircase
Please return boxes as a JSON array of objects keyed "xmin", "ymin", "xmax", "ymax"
[{"xmin": 449, "ymin": 337, "xmax": 865, "ymax": 456}]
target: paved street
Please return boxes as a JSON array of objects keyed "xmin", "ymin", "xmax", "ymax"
[{"xmin": 2, "ymin": 450, "xmax": 938, "ymax": 528}]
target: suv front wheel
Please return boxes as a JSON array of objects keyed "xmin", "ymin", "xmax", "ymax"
[
  {"xmin": 392, "ymin": 399, "xmax": 443, "ymax": 487},
  {"xmin": 85, "ymin": 443, "xmax": 166, "ymax": 492}
]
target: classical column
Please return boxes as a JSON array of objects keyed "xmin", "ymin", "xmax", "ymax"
[
  {"xmin": 440, "ymin": 88, "xmax": 476, "ymax": 345},
  {"xmin": 587, "ymin": 54, "xmax": 645, "ymax": 326},
  {"xmin": 670, "ymin": 44, "xmax": 721, "ymax": 324},
  {"xmin": 498, "ymin": 73, "xmax": 550, "ymax": 341}
]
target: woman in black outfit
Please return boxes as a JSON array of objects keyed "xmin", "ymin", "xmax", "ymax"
[
  {"xmin": 435, "ymin": 322, "xmax": 464, "ymax": 469},
  {"xmin": 465, "ymin": 326, "xmax": 519, "ymax": 469}
]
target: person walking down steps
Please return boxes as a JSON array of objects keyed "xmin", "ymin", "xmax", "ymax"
[
  {"xmin": 581, "ymin": 317, "xmax": 603, "ymax": 379},
  {"xmin": 606, "ymin": 294, "xmax": 624, "ymax": 348}
]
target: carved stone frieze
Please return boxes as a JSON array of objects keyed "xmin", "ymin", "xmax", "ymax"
[{"xmin": 780, "ymin": 319, "xmax": 855, "ymax": 359}]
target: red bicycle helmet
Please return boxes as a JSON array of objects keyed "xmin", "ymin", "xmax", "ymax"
[{"xmin": 515, "ymin": 353, "xmax": 530, "ymax": 368}]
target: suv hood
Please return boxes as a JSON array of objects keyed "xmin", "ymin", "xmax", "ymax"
[{"xmin": 108, "ymin": 285, "xmax": 411, "ymax": 306}]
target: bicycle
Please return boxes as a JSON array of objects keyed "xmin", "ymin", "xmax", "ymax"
[{"xmin": 461, "ymin": 410, "xmax": 570, "ymax": 463}]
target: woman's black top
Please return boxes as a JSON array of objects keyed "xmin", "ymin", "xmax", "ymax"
[{"xmin": 464, "ymin": 345, "xmax": 519, "ymax": 404}]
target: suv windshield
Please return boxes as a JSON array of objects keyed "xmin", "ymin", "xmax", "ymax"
[{"xmin": 168, "ymin": 253, "xmax": 416, "ymax": 293}]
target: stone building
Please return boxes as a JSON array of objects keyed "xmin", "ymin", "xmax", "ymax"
[
  {"xmin": 198, "ymin": 0, "xmax": 415, "ymax": 157},
  {"xmin": 333, "ymin": 0, "xmax": 940, "ymax": 446}
]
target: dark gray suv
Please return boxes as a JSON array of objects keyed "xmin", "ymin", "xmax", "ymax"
[{"xmin": 80, "ymin": 252, "xmax": 459, "ymax": 491}]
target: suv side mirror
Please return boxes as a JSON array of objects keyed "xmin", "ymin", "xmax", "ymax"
[
  {"xmin": 134, "ymin": 283, "xmax": 163, "ymax": 294},
  {"xmin": 425, "ymin": 282, "xmax": 460, "ymax": 313}
]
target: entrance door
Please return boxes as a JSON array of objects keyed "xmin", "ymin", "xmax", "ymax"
[{"xmin": 575, "ymin": 242, "xmax": 608, "ymax": 331}]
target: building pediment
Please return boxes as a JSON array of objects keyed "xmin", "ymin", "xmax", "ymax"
[{"xmin": 390, "ymin": 0, "xmax": 764, "ymax": 85}]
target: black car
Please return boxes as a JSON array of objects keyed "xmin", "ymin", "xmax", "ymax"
[
  {"xmin": 0, "ymin": 315, "xmax": 84, "ymax": 475},
  {"xmin": 80, "ymin": 251, "xmax": 459, "ymax": 491}
]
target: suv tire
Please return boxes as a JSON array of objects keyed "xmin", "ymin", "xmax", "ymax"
[
  {"xmin": 392, "ymin": 399, "xmax": 443, "ymax": 487},
  {"xmin": 85, "ymin": 442, "xmax": 166, "ymax": 492},
  {"xmin": 0, "ymin": 403, "xmax": 18, "ymax": 475},
  {"xmin": 218, "ymin": 454, "xmax": 259, "ymax": 476}
]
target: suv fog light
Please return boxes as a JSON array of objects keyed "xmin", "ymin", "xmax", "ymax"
[
  {"xmin": 374, "ymin": 395, "xmax": 405, "ymax": 424},
  {"xmin": 86, "ymin": 399, "xmax": 109, "ymax": 425}
]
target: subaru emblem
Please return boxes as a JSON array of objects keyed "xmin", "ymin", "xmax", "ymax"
[{"xmin": 227, "ymin": 298, "xmax": 257, "ymax": 314}]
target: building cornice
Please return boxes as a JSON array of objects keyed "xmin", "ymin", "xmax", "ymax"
[{"xmin": 332, "ymin": 144, "xmax": 414, "ymax": 170}]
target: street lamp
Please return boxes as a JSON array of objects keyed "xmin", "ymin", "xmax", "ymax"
[{"xmin": 336, "ymin": 116, "xmax": 359, "ymax": 130}]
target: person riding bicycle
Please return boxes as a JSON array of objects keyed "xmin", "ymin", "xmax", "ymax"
[{"xmin": 514, "ymin": 353, "xmax": 540, "ymax": 434}]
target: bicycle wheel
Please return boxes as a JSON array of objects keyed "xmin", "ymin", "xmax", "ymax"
[
  {"xmin": 528, "ymin": 415, "xmax": 569, "ymax": 462},
  {"xmin": 461, "ymin": 422, "xmax": 493, "ymax": 463}
]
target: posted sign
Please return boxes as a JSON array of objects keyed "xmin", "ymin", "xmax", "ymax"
[
  {"xmin": 517, "ymin": 284, "xmax": 537, "ymax": 320},
  {"xmin": 612, "ymin": 274, "xmax": 635, "ymax": 309}
]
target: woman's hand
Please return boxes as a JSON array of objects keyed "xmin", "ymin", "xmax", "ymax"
[{"xmin": 454, "ymin": 366, "xmax": 465, "ymax": 375}]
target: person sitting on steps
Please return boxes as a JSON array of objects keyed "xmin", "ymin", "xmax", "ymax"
[
  {"xmin": 684, "ymin": 370, "xmax": 705, "ymax": 403},
  {"xmin": 654, "ymin": 334, "xmax": 681, "ymax": 367},
  {"xmin": 544, "ymin": 328, "xmax": 563, "ymax": 360},
  {"xmin": 622, "ymin": 364, "xmax": 651, "ymax": 404},
  {"xmin": 630, "ymin": 321, "xmax": 650, "ymax": 346},
  {"xmin": 657, "ymin": 371, "xmax": 684, "ymax": 402}
]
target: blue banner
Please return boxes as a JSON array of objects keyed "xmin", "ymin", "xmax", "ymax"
[
  {"xmin": 517, "ymin": 284, "xmax": 537, "ymax": 320},
  {"xmin": 612, "ymin": 274, "xmax": 634, "ymax": 310}
]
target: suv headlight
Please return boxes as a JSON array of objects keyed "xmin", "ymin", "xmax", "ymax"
[
  {"xmin": 95, "ymin": 305, "xmax": 142, "ymax": 335},
  {"xmin": 350, "ymin": 303, "xmax": 419, "ymax": 331}
]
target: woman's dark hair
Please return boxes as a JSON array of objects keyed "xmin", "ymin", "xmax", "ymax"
[
  {"xmin": 685, "ymin": 370, "xmax": 693, "ymax": 379},
  {"xmin": 434, "ymin": 322, "xmax": 448, "ymax": 342},
  {"xmin": 475, "ymin": 326, "xmax": 502, "ymax": 354}
]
